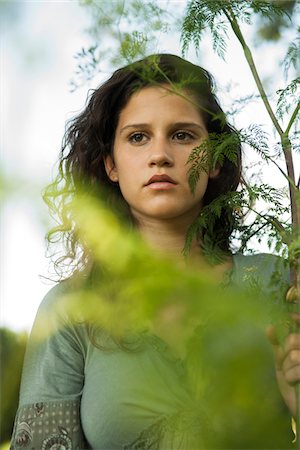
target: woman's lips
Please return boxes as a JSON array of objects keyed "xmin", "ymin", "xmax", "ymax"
[
  {"xmin": 145, "ymin": 174, "xmax": 177, "ymax": 190},
  {"xmin": 147, "ymin": 181, "xmax": 176, "ymax": 190}
]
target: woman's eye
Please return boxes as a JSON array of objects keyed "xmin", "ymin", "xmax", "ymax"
[
  {"xmin": 173, "ymin": 131, "xmax": 194, "ymax": 141},
  {"xmin": 129, "ymin": 132, "xmax": 146, "ymax": 144}
]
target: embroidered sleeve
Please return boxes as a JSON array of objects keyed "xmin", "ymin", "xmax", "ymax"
[{"xmin": 10, "ymin": 400, "xmax": 90, "ymax": 450}]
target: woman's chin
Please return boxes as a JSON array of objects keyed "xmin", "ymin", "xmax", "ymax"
[{"xmin": 131, "ymin": 206, "xmax": 201, "ymax": 224}]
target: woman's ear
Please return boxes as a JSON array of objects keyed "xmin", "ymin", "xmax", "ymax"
[
  {"xmin": 209, "ymin": 165, "xmax": 220, "ymax": 179},
  {"xmin": 104, "ymin": 155, "xmax": 118, "ymax": 182}
]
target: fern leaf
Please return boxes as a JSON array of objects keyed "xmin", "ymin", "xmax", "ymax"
[
  {"xmin": 276, "ymin": 77, "xmax": 300, "ymax": 120},
  {"xmin": 282, "ymin": 28, "xmax": 300, "ymax": 77}
]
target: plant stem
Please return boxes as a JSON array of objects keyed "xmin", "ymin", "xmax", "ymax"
[
  {"xmin": 223, "ymin": 6, "xmax": 299, "ymax": 233},
  {"xmin": 222, "ymin": 5, "xmax": 300, "ymax": 444},
  {"xmin": 225, "ymin": 7, "xmax": 300, "ymax": 250},
  {"xmin": 222, "ymin": 8, "xmax": 283, "ymax": 137},
  {"xmin": 281, "ymin": 136, "xmax": 300, "ymax": 230},
  {"xmin": 285, "ymin": 102, "xmax": 300, "ymax": 136}
]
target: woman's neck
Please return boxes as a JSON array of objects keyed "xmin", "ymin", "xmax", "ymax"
[
  {"xmin": 136, "ymin": 215, "xmax": 233, "ymax": 274},
  {"xmin": 135, "ymin": 216, "xmax": 233, "ymax": 359},
  {"xmin": 135, "ymin": 216, "xmax": 203, "ymax": 264}
]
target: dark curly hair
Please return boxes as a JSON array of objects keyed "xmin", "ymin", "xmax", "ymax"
[{"xmin": 44, "ymin": 54, "xmax": 242, "ymax": 280}]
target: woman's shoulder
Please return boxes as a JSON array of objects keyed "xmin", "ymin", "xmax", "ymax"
[
  {"xmin": 232, "ymin": 252, "xmax": 289, "ymax": 273},
  {"xmin": 233, "ymin": 253, "xmax": 287, "ymax": 268},
  {"xmin": 38, "ymin": 278, "xmax": 77, "ymax": 310},
  {"xmin": 31, "ymin": 275, "xmax": 90, "ymax": 339},
  {"xmin": 231, "ymin": 252, "xmax": 290, "ymax": 299},
  {"xmin": 35, "ymin": 280, "xmax": 75, "ymax": 321},
  {"xmin": 16, "ymin": 275, "xmax": 90, "ymax": 408}
]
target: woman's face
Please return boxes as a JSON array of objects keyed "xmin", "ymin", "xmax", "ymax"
[{"xmin": 105, "ymin": 85, "xmax": 219, "ymax": 228}]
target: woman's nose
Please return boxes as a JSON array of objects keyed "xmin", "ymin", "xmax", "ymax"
[{"xmin": 148, "ymin": 139, "xmax": 174, "ymax": 167}]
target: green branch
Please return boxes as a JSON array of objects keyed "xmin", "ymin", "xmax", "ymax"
[
  {"xmin": 222, "ymin": 7, "xmax": 283, "ymax": 138},
  {"xmin": 285, "ymin": 101, "xmax": 300, "ymax": 135},
  {"xmin": 222, "ymin": 3, "xmax": 299, "ymax": 261},
  {"xmin": 281, "ymin": 135, "xmax": 300, "ymax": 230},
  {"xmin": 263, "ymin": 150, "xmax": 298, "ymax": 192},
  {"xmin": 243, "ymin": 205, "xmax": 290, "ymax": 245}
]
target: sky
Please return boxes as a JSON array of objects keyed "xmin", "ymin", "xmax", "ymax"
[
  {"xmin": 1, "ymin": 0, "xmax": 299, "ymax": 332},
  {"xmin": 1, "ymin": 1, "xmax": 94, "ymax": 331}
]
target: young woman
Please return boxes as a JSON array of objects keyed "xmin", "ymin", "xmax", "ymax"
[{"xmin": 11, "ymin": 54, "xmax": 299, "ymax": 449}]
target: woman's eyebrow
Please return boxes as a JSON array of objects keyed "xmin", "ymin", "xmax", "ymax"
[
  {"xmin": 170, "ymin": 122, "xmax": 206, "ymax": 132},
  {"xmin": 119, "ymin": 122, "xmax": 206, "ymax": 133},
  {"xmin": 119, "ymin": 124, "xmax": 148, "ymax": 134}
]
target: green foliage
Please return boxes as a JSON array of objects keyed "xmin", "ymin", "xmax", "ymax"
[
  {"xmin": 183, "ymin": 190, "xmax": 242, "ymax": 259},
  {"xmin": 256, "ymin": 1, "xmax": 297, "ymax": 42},
  {"xmin": 181, "ymin": 0, "xmax": 285, "ymax": 57},
  {"xmin": 35, "ymin": 2, "xmax": 300, "ymax": 442},
  {"xmin": 0, "ymin": 328, "xmax": 27, "ymax": 444},
  {"xmin": 289, "ymin": 234, "xmax": 300, "ymax": 266},
  {"xmin": 43, "ymin": 190, "xmax": 292, "ymax": 447},
  {"xmin": 184, "ymin": 174, "xmax": 291, "ymax": 260},
  {"xmin": 182, "ymin": 1, "xmax": 299, "ymax": 130},
  {"xmin": 276, "ymin": 77, "xmax": 300, "ymax": 121},
  {"xmin": 72, "ymin": 45, "xmax": 99, "ymax": 87},
  {"xmin": 186, "ymin": 120, "xmax": 293, "ymax": 258},
  {"xmin": 283, "ymin": 26, "xmax": 300, "ymax": 77},
  {"xmin": 234, "ymin": 183, "xmax": 291, "ymax": 255},
  {"xmin": 181, "ymin": 0, "xmax": 229, "ymax": 58},
  {"xmin": 186, "ymin": 315, "xmax": 291, "ymax": 448},
  {"xmin": 62, "ymin": 190, "xmax": 289, "ymax": 332},
  {"xmin": 120, "ymin": 30, "xmax": 149, "ymax": 60},
  {"xmin": 187, "ymin": 132, "xmax": 239, "ymax": 194},
  {"xmin": 71, "ymin": 0, "xmax": 172, "ymax": 89},
  {"xmin": 180, "ymin": 0, "xmax": 300, "ymax": 273},
  {"xmin": 239, "ymin": 124, "xmax": 270, "ymax": 161},
  {"xmin": 226, "ymin": 93, "xmax": 261, "ymax": 118}
]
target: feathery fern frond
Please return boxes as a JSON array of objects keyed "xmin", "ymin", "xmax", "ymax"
[
  {"xmin": 187, "ymin": 133, "xmax": 239, "ymax": 194},
  {"xmin": 276, "ymin": 77, "xmax": 300, "ymax": 121},
  {"xmin": 239, "ymin": 125, "xmax": 270, "ymax": 161},
  {"xmin": 181, "ymin": 0, "xmax": 228, "ymax": 56},
  {"xmin": 181, "ymin": 0, "xmax": 287, "ymax": 58},
  {"xmin": 282, "ymin": 27, "xmax": 300, "ymax": 78},
  {"xmin": 187, "ymin": 141, "xmax": 211, "ymax": 194},
  {"xmin": 72, "ymin": 0, "xmax": 171, "ymax": 88},
  {"xmin": 120, "ymin": 31, "xmax": 149, "ymax": 60},
  {"xmin": 248, "ymin": 0, "xmax": 287, "ymax": 19},
  {"xmin": 184, "ymin": 190, "xmax": 244, "ymax": 258},
  {"xmin": 291, "ymin": 131, "xmax": 300, "ymax": 153}
]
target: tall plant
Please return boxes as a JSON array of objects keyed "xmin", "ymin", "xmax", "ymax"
[
  {"xmin": 182, "ymin": 0, "xmax": 299, "ymax": 275},
  {"xmin": 180, "ymin": 0, "xmax": 300, "ymax": 440}
]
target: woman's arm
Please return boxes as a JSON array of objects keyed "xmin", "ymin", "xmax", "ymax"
[
  {"xmin": 11, "ymin": 399, "xmax": 88, "ymax": 449},
  {"xmin": 10, "ymin": 283, "xmax": 90, "ymax": 449}
]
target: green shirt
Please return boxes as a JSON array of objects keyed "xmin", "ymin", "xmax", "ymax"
[{"xmin": 10, "ymin": 254, "xmax": 292, "ymax": 449}]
